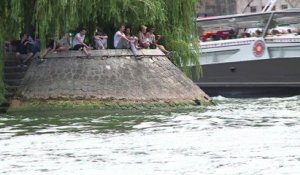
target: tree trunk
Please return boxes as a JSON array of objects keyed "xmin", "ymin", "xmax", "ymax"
[{"xmin": 23, "ymin": 0, "xmax": 36, "ymax": 35}]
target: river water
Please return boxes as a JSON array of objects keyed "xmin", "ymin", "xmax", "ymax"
[{"xmin": 0, "ymin": 96, "xmax": 300, "ymax": 175}]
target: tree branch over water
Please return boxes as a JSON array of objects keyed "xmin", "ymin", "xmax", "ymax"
[{"xmin": 0, "ymin": 0, "xmax": 201, "ymax": 102}]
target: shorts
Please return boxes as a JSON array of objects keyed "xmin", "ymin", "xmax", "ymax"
[{"xmin": 73, "ymin": 44, "xmax": 84, "ymax": 50}]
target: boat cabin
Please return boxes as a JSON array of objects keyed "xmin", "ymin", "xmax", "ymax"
[{"xmin": 197, "ymin": 9, "xmax": 300, "ymax": 65}]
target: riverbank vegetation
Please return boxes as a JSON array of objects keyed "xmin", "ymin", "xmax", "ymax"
[{"xmin": 0, "ymin": 0, "xmax": 200, "ymax": 103}]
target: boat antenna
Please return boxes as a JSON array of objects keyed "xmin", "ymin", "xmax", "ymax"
[
  {"xmin": 242, "ymin": 0, "xmax": 255, "ymax": 13},
  {"xmin": 262, "ymin": 0, "xmax": 277, "ymax": 12}
]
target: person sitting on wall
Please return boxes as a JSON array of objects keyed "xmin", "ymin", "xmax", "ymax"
[
  {"xmin": 38, "ymin": 33, "xmax": 70, "ymax": 61},
  {"xmin": 147, "ymin": 26, "xmax": 175, "ymax": 58},
  {"xmin": 114, "ymin": 24, "xmax": 142, "ymax": 59},
  {"xmin": 72, "ymin": 28, "xmax": 91, "ymax": 57},
  {"xmin": 94, "ymin": 28, "xmax": 108, "ymax": 49},
  {"xmin": 138, "ymin": 25, "xmax": 150, "ymax": 49},
  {"xmin": 28, "ymin": 32, "xmax": 41, "ymax": 54},
  {"xmin": 125, "ymin": 26, "xmax": 139, "ymax": 49},
  {"xmin": 15, "ymin": 32, "xmax": 35, "ymax": 67},
  {"xmin": 58, "ymin": 33, "xmax": 71, "ymax": 51}
]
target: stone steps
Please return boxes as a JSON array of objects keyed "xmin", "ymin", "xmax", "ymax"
[
  {"xmin": 6, "ymin": 85, "xmax": 20, "ymax": 93},
  {"xmin": 4, "ymin": 79, "xmax": 23, "ymax": 86},
  {"xmin": 5, "ymin": 66, "xmax": 28, "ymax": 73},
  {"xmin": 1, "ymin": 53, "xmax": 28, "ymax": 113},
  {"xmin": 5, "ymin": 60, "xmax": 21, "ymax": 67},
  {"xmin": 4, "ymin": 72, "xmax": 26, "ymax": 79}
]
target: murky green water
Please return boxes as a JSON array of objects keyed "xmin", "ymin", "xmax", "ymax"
[{"xmin": 1, "ymin": 96, "xmax": 300, "ymax": 175}]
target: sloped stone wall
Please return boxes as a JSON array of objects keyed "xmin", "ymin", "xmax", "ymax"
[{"xmin": 16, "ymin": 49, "xmax": 209, "ymax": 103}]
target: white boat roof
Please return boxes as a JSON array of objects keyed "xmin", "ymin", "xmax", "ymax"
[
  {"xmin": 196, "ymin": 9, "xmax": 300, "ymax": 30},
  {"xmin": 196, "ymin": 9, "xmax": 300, "ymax": 22}
]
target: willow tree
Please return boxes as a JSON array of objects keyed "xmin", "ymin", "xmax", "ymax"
[{"xmin": 0, "ymin": 0, "xmax": 200, "ymax": 103}]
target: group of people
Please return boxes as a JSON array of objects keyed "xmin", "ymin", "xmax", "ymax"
[
  {"xmin": 113, "ymin": 24, "xmax": 174, "ymax": 59},
  {"xmin": 13, "ymin": 24, "xmax": 175, "ymax": 66},
  {"xmin": 14, "ymin": 32, "xmax": 40, "ymax": 67},
  {"xmin": 104, "ymin": 24, "xmax": 174, "ymax": 59},
  {"xmin": 13, "ymin": 31, "xmax": 70, "ymax": 66},
  {"xmin": 201, "ymin": 27, "xmax": 300, "ymax": 42}
]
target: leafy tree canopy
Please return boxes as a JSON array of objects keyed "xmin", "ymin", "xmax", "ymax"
[{"xmin": 0, "ymin": 0, "xmax": 200, "ymax": 102}]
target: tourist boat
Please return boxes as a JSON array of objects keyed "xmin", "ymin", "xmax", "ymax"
[{"xmin": 194, "ymin": 6, "xmax": 300, "ymax": 97}]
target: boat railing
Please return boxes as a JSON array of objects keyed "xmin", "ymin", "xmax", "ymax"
[{"xmin": 200, "ymin": 37, "xmax": 258, "ymax": 49}]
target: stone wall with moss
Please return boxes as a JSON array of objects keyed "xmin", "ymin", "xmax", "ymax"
[{"xmin": 11, "ymin": 49, "xmax": 209, "ymax": 110}]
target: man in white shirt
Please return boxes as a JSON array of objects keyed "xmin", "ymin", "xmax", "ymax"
[
  {"xmin": 114, "ymin": 25, "xmax": 141, "ymax": 59},
  {"xmin": 72, "ymin": 28, "xmax": 91, "ymax": 57}
]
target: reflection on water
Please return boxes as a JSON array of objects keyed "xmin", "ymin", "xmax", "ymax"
[{"xmin": 0, "ymin": 96, "xmax": 300, "ymax": 175}]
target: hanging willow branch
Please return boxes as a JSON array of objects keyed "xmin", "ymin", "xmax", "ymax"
[{"xmin": 0, "ymin": 0, "xmax": 201, "ymax": 103}]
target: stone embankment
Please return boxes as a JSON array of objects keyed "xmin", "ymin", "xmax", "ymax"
[{"xmin": 10, "ymin": 49, "xmax": 210, "ymax": 111}]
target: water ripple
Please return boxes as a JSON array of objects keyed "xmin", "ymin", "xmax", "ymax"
[{"xmin": 0, "ymin": 96, "xmax": 300, "ymax": 174}]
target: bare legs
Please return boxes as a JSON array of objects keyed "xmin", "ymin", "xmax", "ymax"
[
  {"xmin": 82, "ymin": 46, "xmax": 91, "ymax": 57},
  {"xmin": 157, "ymin": 44, "xmax": 168, "ymax": 54},
  {"xmin": 16, "ymin": 52, "xmax": 34, "ymax": 66},
  {"xmin": 40, "ymin": 48, "xmax": 54, "ymax": 58}
]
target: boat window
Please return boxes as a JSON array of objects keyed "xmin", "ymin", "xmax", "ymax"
[
  {"xmin": 197, "ymin": 14, "xmax": 271, "ymax": 30},
  {"xmin": 266, "ymin": 12, "xmax": 300, "ymax": 36},
  {"xmin": 272, "ymin": 12, "xmax": 300, "ymax": 25},
  {"xmin": 197, "ymin": 14, "xmax": 271, "ymax": 41}
]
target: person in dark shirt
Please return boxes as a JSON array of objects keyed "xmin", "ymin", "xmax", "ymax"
[{"xmin": 15, "ymin": 32, "xmax": 35, "ymax": 67}]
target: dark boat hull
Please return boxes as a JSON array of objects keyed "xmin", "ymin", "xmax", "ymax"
[{"xmin": 192, "ymin": 57, "xmax": 300, "ymax": 97}]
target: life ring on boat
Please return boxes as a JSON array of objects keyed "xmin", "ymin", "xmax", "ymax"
[{"xmin": 253, "ymin": 40, "xmax": 265, "ymax": 57}]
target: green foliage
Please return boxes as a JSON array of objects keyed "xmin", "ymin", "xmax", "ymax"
[
  {"xmin": 0, "ymin": 0, "xmax": 23, "ymax": 103},
  {"xmin": 0, "ymin": 35, "xmax": 5, "ymax": 103},
  {"xmin": 0, "ymin": 0, "xmax": 201, "ymax": 103}
]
